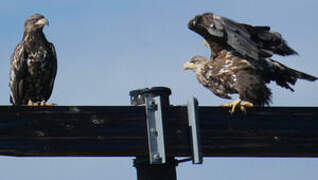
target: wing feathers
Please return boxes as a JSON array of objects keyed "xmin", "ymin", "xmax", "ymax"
[
  {"xmin": 9, "ymin": 43, "xmax": 28, "ymax": 105},
  {"xmin": 263, "ymin": 58, "xmax": 317, "ymax": 91}
]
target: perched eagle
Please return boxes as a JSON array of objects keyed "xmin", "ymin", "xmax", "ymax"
[
  {"xmin": 9, "ymin": 14, "xmax": 57, "ymax": 106},
  {"xmin": 183, "ymin": 13, "xmax": 317, "ymax": 112}
]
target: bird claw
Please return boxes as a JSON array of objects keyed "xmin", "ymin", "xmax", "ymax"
[
  {"xmin": 44, "ymin": 102, "xmax": 56, "ymax": 106},
  {"xmin": 222, "ymin": 99, "xmax": 253, "ymax": 114},
  {"xmin": 221, "ymin": 98, "xmax": 242, "ymax": 114},
  {"xmin": 27, "ymin": 99, "xmax": 38, "ymax": 106},
  {"xmin": 40, "ymin": 100, "xmax": 56, "ymax": 106},
  {"xmin": 240, "ymin": 101, "xmax": 254, "ymax": 113},
  {"xmin": 27, "ymin": 100, "xmax": 33, "ymax": 106},
  {"xmin": 27, "ymin": 100, "xmax": 55, "ymax": 106}
]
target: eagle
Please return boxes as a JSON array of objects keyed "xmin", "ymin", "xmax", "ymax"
[
  {"xmin": 9, "ymin": 14, "xmax": 57, "ymax": 106},
  {"xmin": 183, "ymin": 13, "xmax": 317, "ymax": 113}
]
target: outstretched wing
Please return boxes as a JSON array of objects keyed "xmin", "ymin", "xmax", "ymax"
[
  {"xmin": 220, "ymin": 16, "xmax": 265, "ymax": 60},
  {"xmin": 9, "ymin": 43, "xmax": 28, "ymax": 105},
  {"xmin": 189, "ymin": 13, "xmax": 297, "ymax": 60},
  {"xmin": 239, "ymin": 23, "xmax": 298, "ymax": 56}
]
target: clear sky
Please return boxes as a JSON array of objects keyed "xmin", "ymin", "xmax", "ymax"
[{"xmin": 0, "ymin": 0, "xmax": 318, "ymax": 179}]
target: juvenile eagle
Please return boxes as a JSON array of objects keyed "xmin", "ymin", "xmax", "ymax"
[
  {"xmin": 183, "ymin": 13, "xmax": 317, "ymax": 112},
  {"xmin": 9, "ymin": 14, "xmax": 57, "ymax": 106}
]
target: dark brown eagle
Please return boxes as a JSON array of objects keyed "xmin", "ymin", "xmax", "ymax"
[
  {"xmin": 183, "ymin": 12, "xmax": 317, "ymax": 112},
  {"xmin": 9, "ymin": 14, "xmax": 57, "ymax": 106}
]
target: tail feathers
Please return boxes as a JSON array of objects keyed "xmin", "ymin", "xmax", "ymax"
[{"xmin": 264, "ymin": 58, "xmax": 317, "ymax": 91}]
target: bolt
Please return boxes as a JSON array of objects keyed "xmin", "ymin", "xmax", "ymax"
[
  {"xmin": 150, "ymin": 128, "xmax": 158, "ymax": 136},
  {"xmin": 147, "ymin": 100, "xmax": 158, "ymax": 111},
  {"xmin": 153, "ymin": 153, "xmax": 161, "ymax": 160}
]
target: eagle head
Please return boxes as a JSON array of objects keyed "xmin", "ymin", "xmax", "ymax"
[
  {"xmin": 24, "ymin": 14, "xmax": 49, "ymax": 33},
  {"xmin": 183, "ymin": 56, "xmax": 209, "ymax": 72},
  {"xmin": 188, "ymin": 12, "xmax": 224, "ymax": 39}
]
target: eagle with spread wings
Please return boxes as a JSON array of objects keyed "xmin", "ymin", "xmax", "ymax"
[
  {"xmin": 9, "ymin": 14, "xmax": 57, "ymax": 106},
  {"xmin": 183, "ymin": 13, "xmax": 317, "ymax": 113}
]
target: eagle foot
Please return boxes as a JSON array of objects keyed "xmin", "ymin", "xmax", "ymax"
[
  {"xmin": 221, "ymin": 98, "xmax": 242, "ymax": 114},
  {"xmin": 240, "ymin": 101, "xmax": 254, "ymax": 113},
  {"xmin": 222, "ymin": 98, "xmax": 253, "ymax": 114},
  {"xmin": 40, "ymin": 100, "xmax": 56, "ymax": 106},
  {"xmin": 27, "ymin": 100, "xmax": 39, "ymax": 106}
]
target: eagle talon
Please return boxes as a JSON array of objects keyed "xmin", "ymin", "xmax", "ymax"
[
  {"xmin": 240, "ymin": 101, "xmax": 254, "ymax": 113},
  {"xmin": 27, "ymin": 99, "xmax": 39, "ymax": 106},
  {"xmin": 27, "ymin": 99, "xmax": 34, "ymax": 106},
  {"xmin": 45, "ymin": 102, "xmax": 56, "ymax": 106},
  {"xmin": 40, "ymin": 100, "xmax": 56, "ymax": 106},
  {"xmin": 222, "ymin": 99, "xmax": 254, "ymax": 114},
  {"xmin": 241, "ymin": 101, "xmax": 254, "ymax": 108},
  {"xmin": 222, "ymin": 98, "xmax": 242, "ymax": 114}
]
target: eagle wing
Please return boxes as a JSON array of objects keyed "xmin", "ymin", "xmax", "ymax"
[
  {"xmin": 217, "ymin": 16, "xmax": 265, "ymax": 60},
  {"xmin": 200, "ymin": 13, "xmax": 297, "ymax": 60},
  {"xmin": 9, "ymin": 43, "xmax": 28, "ymax": 105},
  {"xmin": 43, "ymin": 42, "xmax": 57, "ymax": 100},
  {"xmin": 239, "ymin": 23, "xmax": 298, "ymax": 56}
]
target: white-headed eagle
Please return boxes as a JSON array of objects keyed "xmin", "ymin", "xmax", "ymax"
[
  {"xmin": 183, "ymin": 13, "xmax": 317, "ymax": 113},
  {"xmin": 9, "ymin": 14, "xmax": 57, "ymax": 106}
]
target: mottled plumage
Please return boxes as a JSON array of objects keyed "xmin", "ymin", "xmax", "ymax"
[
  {"xmin": 9, "ymin": 14, "xmax": 57, "ymax": 105},
  {"xmin": 184, "ymin": 13, "xmax": 317, "ymax": 109}
]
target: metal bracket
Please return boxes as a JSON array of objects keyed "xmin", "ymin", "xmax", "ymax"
[
  {"xmin": 145, "ymin": 96, "xmax": 166, "ymax": 164},
  {"xmin": 187, "ymin": 97, "xmax": 203, "ymax": 164},
  {"xmin": 130, "ymin": 88, "xmax": 149, "ymax": 106}
]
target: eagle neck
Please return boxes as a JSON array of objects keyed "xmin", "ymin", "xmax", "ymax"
[
  {"xmin": 207, "ymin": 40, "xmax": 224, "ymax": 59},
  {"xmin": 22, "ymin": 30, "xmax": 47, "ymax": 43}
]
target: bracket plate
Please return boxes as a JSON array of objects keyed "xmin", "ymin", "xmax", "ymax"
[
  {"xmin": 145, "ymin": 96, "xmax": 166, "ymax": 164},
  {"xmin": 187, "ymin": 97, "xmax": 203, "ymax": 164}
]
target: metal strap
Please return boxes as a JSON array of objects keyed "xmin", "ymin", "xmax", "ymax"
[
  {"xmin": 187, "ymin": 97, "xmax": 203, "ymax": 164},
  {"xmin": 145, "ymin": 96, "xmax": 166, "ymax": 164}
]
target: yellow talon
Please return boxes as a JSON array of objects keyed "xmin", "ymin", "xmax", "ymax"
[
  {"xmin": 40, "ymin": 100, "xmax": 45, "ymax": 106},
  {"xmin": 222, "ymin": 98, "xmax": 242, "ymax": 114},
  {"xmin": 45, "ymin": 102, "xmax": 55, "ymax": 106},
  {"xmin": 27, "ymin": 99, "xmax": 33, "ymax": 106},
  {"xmin": 222, "ymin": 98, "xmax": 254, "ymax": 114},
  {"xmin": 40, "ymin": 100, "xmax": 56, "ymax": 106},
  {"xmin": 27, "ymin": 99, "xmax": 38, "ymax": 106},
  {"xmin": 240, "ymin": 101, "xmax": 254, "ymax": 113}
]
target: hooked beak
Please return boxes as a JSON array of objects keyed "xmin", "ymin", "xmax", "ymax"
[
  {"xmin": 35, "ymin": 18, "xmax": 49, "ymax": 27},
  {"xmin": 188, "ymin": 18, "xmax": 197, "ymax": 30},
  {"xmin": 183, "ymin": 62, "xmax": 194, "ymax": 71}
]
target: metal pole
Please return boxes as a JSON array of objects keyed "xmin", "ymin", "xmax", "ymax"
[{"xmin": 133, "ymin": 157, "xmax": 178, "ymax": 180}]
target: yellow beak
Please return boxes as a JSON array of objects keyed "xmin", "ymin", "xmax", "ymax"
[
  {"xmin": 35, "ymin": 18, "xmax": 49, "ymax": 27},
  {"xmin": 183, "ymin": 62, "xmax": 194, "ymax": 70}
]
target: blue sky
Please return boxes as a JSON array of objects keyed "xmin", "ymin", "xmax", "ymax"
[{"xmin": 0, "ymin": 0, "xmax": 318, "ymax": 179}]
